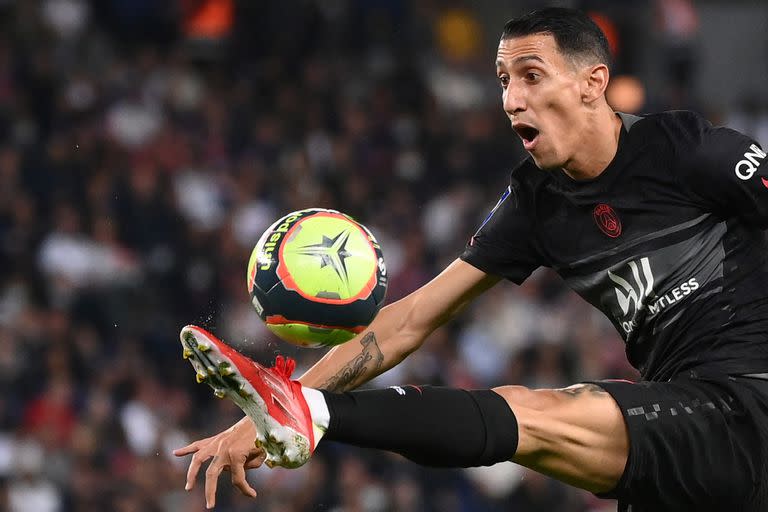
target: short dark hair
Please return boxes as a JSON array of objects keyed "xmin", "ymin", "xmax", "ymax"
[{"xmin": 501, "ymin": 8, "xmax": 611, "ymax": 69}]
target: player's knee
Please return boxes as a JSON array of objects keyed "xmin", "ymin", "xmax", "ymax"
[
  {"xmin": 492, "ymin": 384, "xmax": 627, "ymax": 492},
  {"xmin": 492, "ymin": 385, "xmax": 555, "ymax": 412},
  {"xmin": 492, "ymin": 384, "xmax": 627, "ymax": 458},
  {"xmin": 492, "ymin": 385, "xmax": 560, "ymax": 457}
]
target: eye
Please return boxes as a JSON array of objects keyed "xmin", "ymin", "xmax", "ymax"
[
  {"xmin": 525, "ymin": 71, "xmax": 541, "ymax": 82},
  {"xmin": 498, "ymin": 75, "xmax": 509, "ymax": 88}
]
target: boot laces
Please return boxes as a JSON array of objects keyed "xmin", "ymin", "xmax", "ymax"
[{"xmin": 272, "ymin": 355, "xmax": 296, "ymax": 380}]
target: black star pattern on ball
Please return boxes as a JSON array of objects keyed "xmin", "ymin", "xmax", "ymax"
[{"xmin": 295, "ymin": 230, "xmax": 353, "ymax": 285}]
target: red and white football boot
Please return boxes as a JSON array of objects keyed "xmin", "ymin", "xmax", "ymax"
[{"xmin": 179, "ymin": 325, "xmax": 315, "ymax": 468}]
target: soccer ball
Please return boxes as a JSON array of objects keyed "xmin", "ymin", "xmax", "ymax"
[{"xmin": 246, "ymin": 208, "xmax": 388, "ymax": 348}]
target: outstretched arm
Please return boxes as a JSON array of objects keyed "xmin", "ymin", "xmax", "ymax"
[
  {"xmin": 300, "ymin": 258, "xmax": 500, "ymax": 392},
  {"xmin": 174, "ymin": 259, "xmax": 499, "ymax": 507}
]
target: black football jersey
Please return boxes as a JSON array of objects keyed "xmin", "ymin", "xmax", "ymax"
[{"xmin": 462, "ymin": 111, "xmax": 768, "ymax": 381}]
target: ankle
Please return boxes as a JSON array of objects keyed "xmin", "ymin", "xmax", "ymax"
[{"xmin": 300, "ymin": 386, "xmax": 330, "ymax": 447}]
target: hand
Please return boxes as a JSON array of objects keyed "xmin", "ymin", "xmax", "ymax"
[{"xmin": 173, "ymin": 416, "xmax": 266, "ymax": 509}]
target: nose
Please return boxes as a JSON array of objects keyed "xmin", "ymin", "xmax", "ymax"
[{"xmin": 503, "ymin": 85, "xmax": 526, "ymax": 116}]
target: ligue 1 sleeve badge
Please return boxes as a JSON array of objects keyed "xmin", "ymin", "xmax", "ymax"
[{"xmin": 593, "ymin": 203, "xmax": 622, "ymax": 238}]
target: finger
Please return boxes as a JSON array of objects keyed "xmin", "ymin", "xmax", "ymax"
[
  {"xmin": 185, "ymin": 451, "xmax": 213, "ymax": 491},
  {"xmin": 230, "ymin": 457, "xmax": 258, "ymax": 499},
  {"xmin": 244, "ymin": 450, "xmax": 266, "ymax": 470},
  {"xmin": 173, "ymin": 442, "xmax": 200, "ymax": 457},
  {"xmin": 244, "ymin": 459, "xmax": 263, "ymax": 470},
  {"xmin": 205, "ymin": 456, "xmax": 225, "ymax": 509}
]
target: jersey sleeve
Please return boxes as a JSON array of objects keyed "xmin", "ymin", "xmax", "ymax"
[
  {"xmin": 460, "ymin": 176, "xmax": 542, "ymax": 284},
  {"xmin": 666, "ymin": 112, "xmax": 768, "ymax": 227}
]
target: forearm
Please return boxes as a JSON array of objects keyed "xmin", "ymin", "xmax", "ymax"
[
  {"xmin": 297, "ymin": 260, "xmax": 499, "ymax": 392},
  {"xmin": 298, "ymin": 298, "xmax": 424, "ymax": 392}
]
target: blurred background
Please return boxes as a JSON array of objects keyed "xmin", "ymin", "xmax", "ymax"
[{"xmin": 0, "ymin": 0, "xmax": 766, "ymax": 511}]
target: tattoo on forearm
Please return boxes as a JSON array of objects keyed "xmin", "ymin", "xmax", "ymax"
[
  {"xmin": 559, "ymin": 383, "xmax": 609, "ymax": 397},
  {"xmin": 320, "ymin": 332, "xmax": 384, "ymax": 392}
]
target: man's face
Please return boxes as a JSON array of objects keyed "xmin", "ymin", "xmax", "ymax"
[{"xmin": 496, "ymin": 34, "xmax": 587, "ymax": 170}]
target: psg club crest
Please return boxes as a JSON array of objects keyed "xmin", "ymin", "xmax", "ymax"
[{"xmin": 593, "ymin": 203, "xmax": 622, "ymax": 238}]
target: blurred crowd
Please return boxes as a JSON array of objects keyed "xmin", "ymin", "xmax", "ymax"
[{"xmin": 0, "ymin": 1, "xmax": 766, "ymax": 511}]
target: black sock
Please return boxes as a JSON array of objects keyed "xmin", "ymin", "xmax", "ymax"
[{"xmin": 322, "ymin": 385, "xmax": 518, "ymax": 468}]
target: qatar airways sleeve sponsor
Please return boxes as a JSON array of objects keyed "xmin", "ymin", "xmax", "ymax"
[{"xmin": 734, "ymin": 143, "xmax": 766, "ymax": 182}]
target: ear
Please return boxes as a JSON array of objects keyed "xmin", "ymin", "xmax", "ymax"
[{"xmin": 581, "ymin": 64, "xmax": 610, "ymax": 104}]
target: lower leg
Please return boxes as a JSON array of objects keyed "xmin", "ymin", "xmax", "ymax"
[
  {"xmin": 309, "ymin": 382, "xmax": 628, "ymax": 493},
  {"xmin": 319, "ymin": 385, "xmax": 519, "ymax": 468}
]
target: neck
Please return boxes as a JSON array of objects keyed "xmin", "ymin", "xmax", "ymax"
[{"xmin": 561, "ymin": 107, "xmax": 622, "ymax": 181}]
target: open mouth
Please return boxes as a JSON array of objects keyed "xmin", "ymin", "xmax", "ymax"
[{"xmin": 513, "ymin": 124, "xmax": 540, "ymax": 149}]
